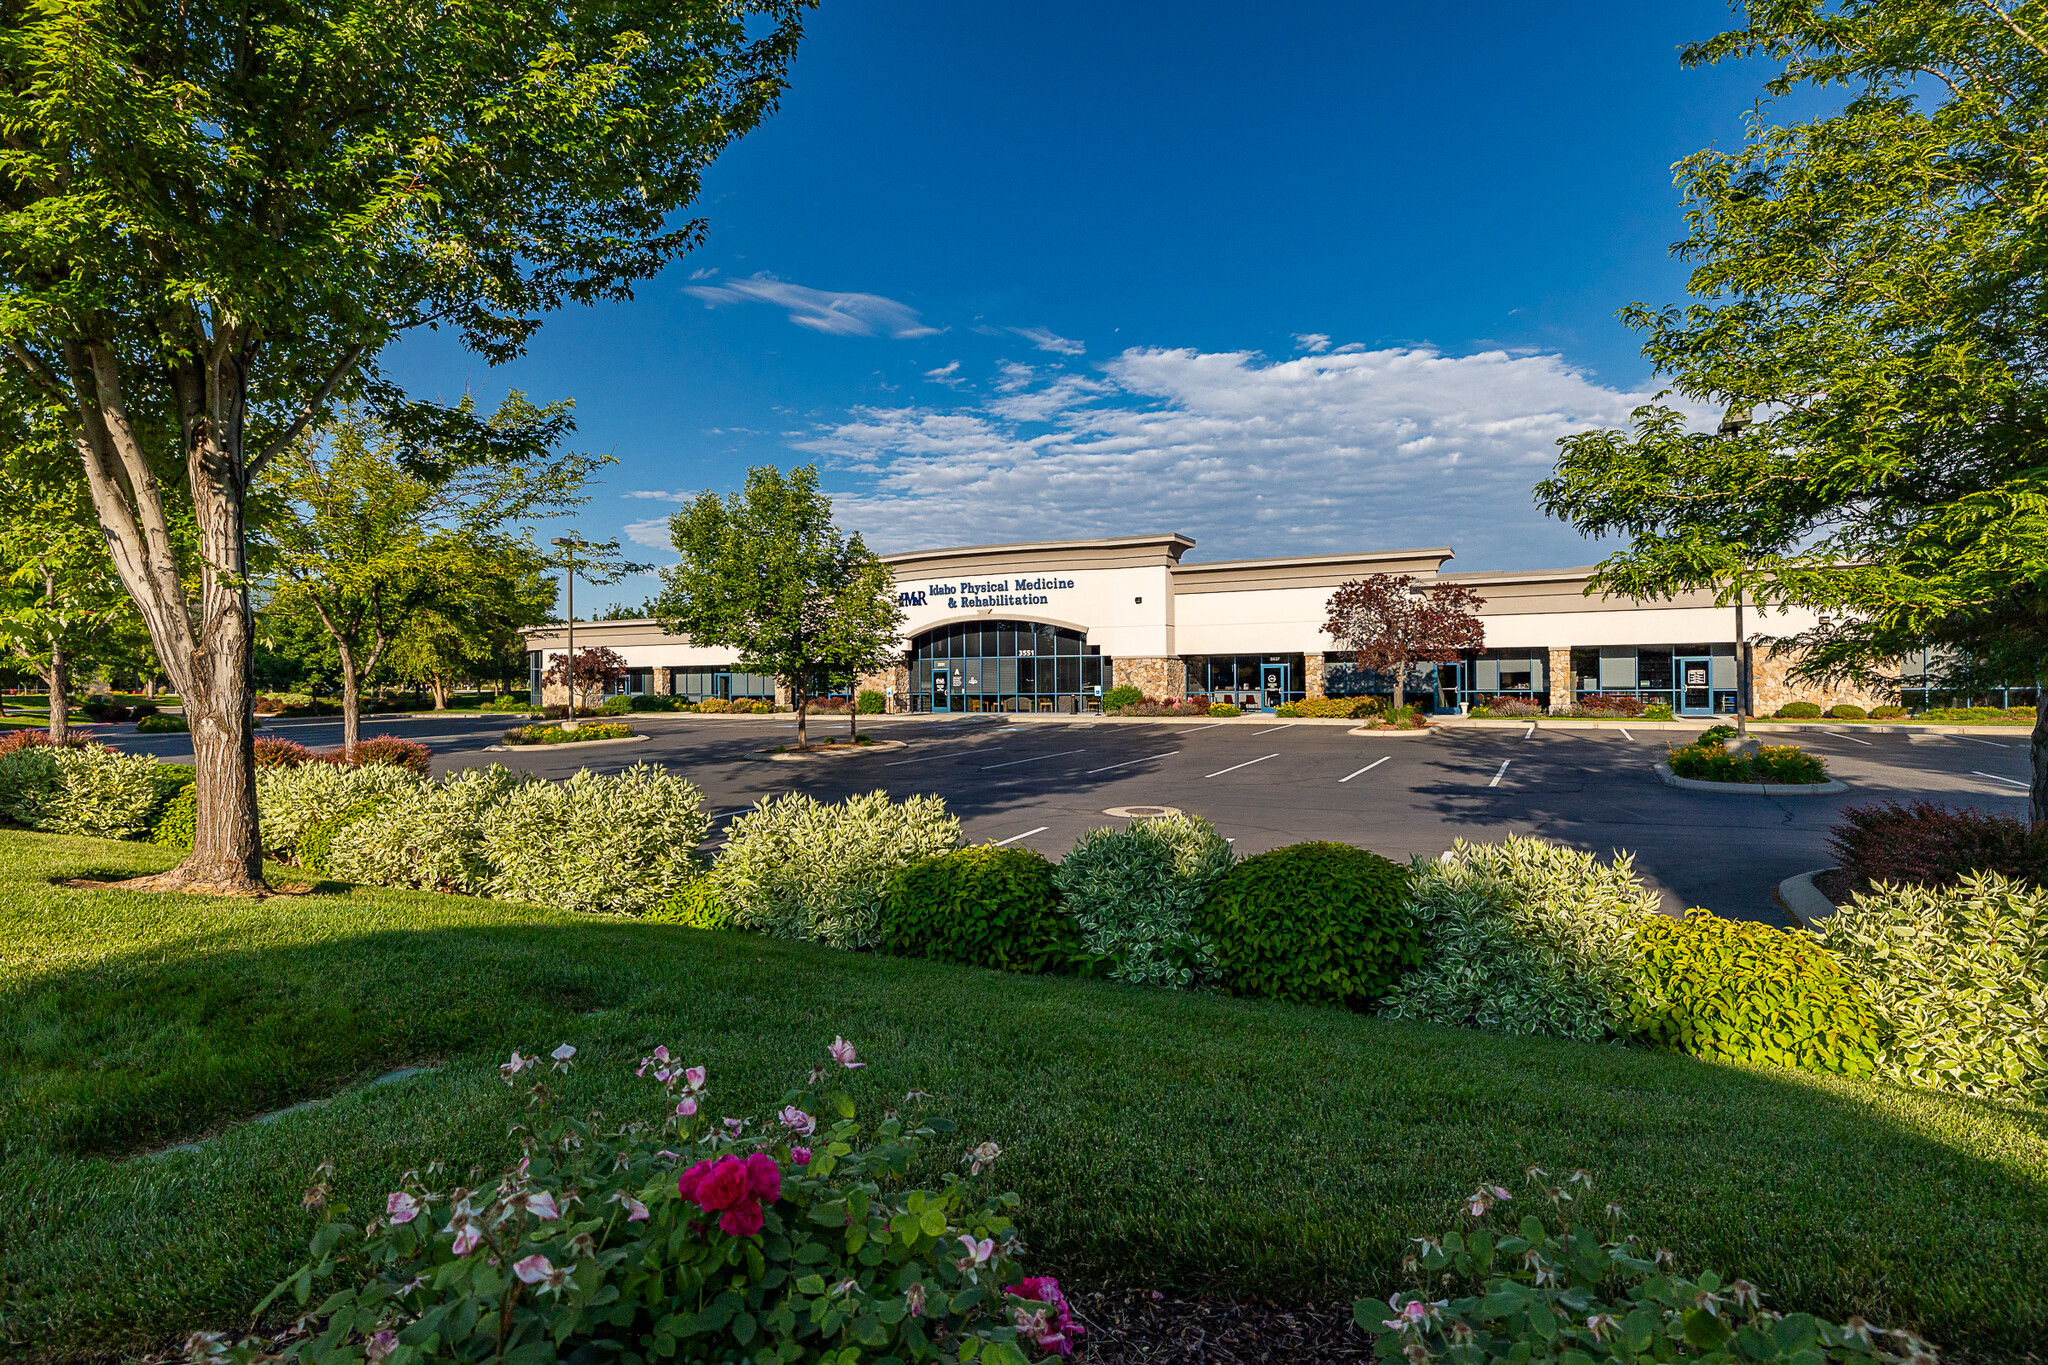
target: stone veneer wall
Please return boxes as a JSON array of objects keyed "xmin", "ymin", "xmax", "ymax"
[
  {"xmin": 855, "ymin": 663, "xmax": 912, "ymax": 712},
  {"xmin": 1302, "ymin": 652, "xmax": 1327, "ymax": 699},
  {"xmin": 1547, "ymin": 646, "xmax": 1574, "ymax": 714},
  {"xmin": 1752, "ymin": 647, "xmax": 1891, "ymax": 715},
  {"xmin": 1113, "ymin": 656, "xmax": 1186, "ymax": 699}
]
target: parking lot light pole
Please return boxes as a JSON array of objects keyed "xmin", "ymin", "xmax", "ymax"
[{"xmin": 552, "ymin": 536, "xmax": 585, "ymax": 730}]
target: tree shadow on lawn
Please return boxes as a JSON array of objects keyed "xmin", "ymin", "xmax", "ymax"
[{"xmin": 3, "ymin": 906, "xmax": 2046, "ymax": 1359}]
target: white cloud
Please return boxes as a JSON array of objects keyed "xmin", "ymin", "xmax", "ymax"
[
  {"xmin": 924, "ymin": 360, "xmax": 962, "ymax": 386},
  {"xmin": 623, "ymin": 516, "xmax": 677, "ymax": 552},
  {"xmin": 1010, "ymin": 325, "xmax": 1085, "ymax": 356},
  {"xmin": 1292, "ymin": 332, "xmax": 1332, "ymax": 353},
  {"xmin": 798, "ymin": 344, "xmax": 1682, "ymax": 568},
  {"xmin": 625, "ymin": 489, "xmax": 692, "ymax": 501},
  {"xmin": 683, "ymin": 272, "xmax": 940, "ymax": 339}
]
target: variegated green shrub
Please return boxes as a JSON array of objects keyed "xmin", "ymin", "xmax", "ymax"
[
  {"xmin": 1379, "ymin": 837, "xmax": 1665, "ymax": 1041},
  {"xmin": 0, "ymin": 744, "xmax": 179, "ymax": 840},
  {"xmin": 326, "ymin": 766, "xmax": 532, "ymax": 895},
  {"xmin": 1808, "ymin": 871, "xmax": 2047, "ymax": 1102},
  {"xmin": 1051, "ymin": 812, "xmax": 1234, "ymax": 988},
  {"xmin": 714, "ymin": 791, "xmax": 960, "ymax": 949},
  {"xmin": 483, "ymin": 763, "xmax": 710, "ymax": 915},
  {"xmin": 256, "ymin": 761, "xmax": 424, "ymax": 856}
]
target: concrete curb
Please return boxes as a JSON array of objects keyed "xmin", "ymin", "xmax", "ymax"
[
  {"xmin": 764, "ymin": 740, "xmax": 908, "ymax": 762},
  {"xmin": 482, "ymin": 733, "xmax": 652, "ymax": 753},
  {"xmin": 1775, "ymin": 868, "xmax": 1840, "ymax": 927},
  {"xmin": 1653, "ymin": 761, "xmax": 1847, "ymax": 796},
  {"xmin": 1345, "ymin": 725, "xmax": 1439, "ymax": 737}
]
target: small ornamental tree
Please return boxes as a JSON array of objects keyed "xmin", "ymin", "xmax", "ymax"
[
  {"xmin": 544, "ymin": 647, "xmax": 628, "ymax": 712},
  {"xmin": 1323, "ymin": 574, "xmax": 1485, "ymax": 711},
  {"xmin": 655, "ymin": 465, "xmax": 904, "ymax": 749}
]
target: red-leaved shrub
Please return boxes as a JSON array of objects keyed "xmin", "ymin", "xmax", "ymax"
[
  {"xmin": 1828, "ymin": 800, "xmax": 2047, "ymax": 890},
  {"xmin": 320, "ymin": 734, "xmax": 432, "ymax": 776},
  {"xmin": 1576, "ymin": 692, "xmax": 1647, "ymax": 717},
  {"xmin": 0, "ymin": 729, "xmax": 97, "ymax": 755},
  {"xmin": 253, "ymin": 736, "xmax": 315, "ymax": 768}
]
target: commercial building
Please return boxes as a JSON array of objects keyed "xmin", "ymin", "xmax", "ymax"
[{"xmin": 524, "ymin": 532, "xmax": 1909, "ymax": 716}]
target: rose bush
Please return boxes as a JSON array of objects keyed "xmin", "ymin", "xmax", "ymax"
[{"xmin": 232, "ymin": 1038, "xmax": 1069, "ymax": 1364}]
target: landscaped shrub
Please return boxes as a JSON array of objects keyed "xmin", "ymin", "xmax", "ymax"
[
  {"xmin": 135, "ymin": 713, "xmax": 187, "ymax": 733},
  {"xmin": 695, "ymin": 698, "xmax": 732, "ymax": 714},
  {"xmin": 1643, "ymin": 702, "xmax": 1674, "ymax": 720},
  {"xmin": 1575, "ymin": 691, "xmax": 1648, "ymax": 716},
  {"xmin": 1052, "ymin": 813, "xmax": 1234, "ymax": 988},
  {"xmin": 253, "ymin": 1040, "xmax": 1061, "ymax": 1365},
  {"xmin": 1282, "ymin": 696, "xmax": 1377, "ymax": 719},
  {"xmin": 1115, "ymin": 696, "xmax": 1210, "ymax": 716},
  {"xmin": 0, "ymin": 729, "xmax": 94, "ymax": 756},
  {"xmin": 597, "ymin": 694, "xmax": 634, "ymax": 715},
  {"xmin": 484, "ymin": 763, "xmax": 711, "ymax": 915},
  {"xmin": 646, "ymin": 876, "xmax": 732, "ymax": 930},
  {"xmin": 1208, "ymin": 702, "xmax": 1241, "ymax": 717},
  {"xmin": 1774, "ymin": 700, "xmax": 1824, "ymax": 718},
  {"xmin": 1630, "ymin": 910, "xmax": 1881, "ymax": 1075},
  {"xmin": 502, "ymin": 721, "xmax": 636, "ymax": 745},
  {"xmin": 1910, "ymin": 704, "xmax": 2034, "ymax": 724},
  {"xmin": 857, "ymin": 689, "xmax": 887, "ymax": 714},
  {"xmin": 1827, "ymin": 799, "xmax": 2046, "ymax": 891},
  {"xmin": 1828, "ymin": 702, "xmax": 1869, "ymax": 720},
  {"xmin": 1478, "ymin": 696, "xmax": 1542, "ymax": 717},
  {"xmin": 327, "ymin": 767, "xmax": 531, "ymax": 894},
  {"xmin": 321, "ymin": 734, "xmax": 432, "ymax": 775},
  {"xmin": 1379, "ymin": 837, "xmax": 1666, "ymax": 1041},
  {"xmin": 252, "ymin": 736, "xmax": 314, "ymax": 767},
  {"xmin": 1199, "ymin": 841, "xmax": 1419, "ymax": 1007},
  {"xmin": 256, "ymin": 761, "xmax": 424, "ymax": 856},
  {"xmin": 1366, "ymin": 1167, "xmax": 1927, "ymax": 1365},
  {"xmin": 150, "ymin": 784, "xmax": 197, "ymax": 848},
  {"xmin": 880, "ymin": 846, "xmax": 1080, "ymax": 974},
  {"xmin": 716, "ymin": 791, "xmax": 961, "ymax": 949},
  {"xmin": 732, "ymin": 698, "xmax": 776, "ymax": 714},
  {"xmin": 1870, "ymin": 704, "xmax": 1908, "ymax": 719},
  {"xmin": 1356, "ymin": 704, "xmax": 1429, "ymax": 730},
  {"xmin": 0, "ymin": 746, "xmax": 62, "ymax": 827},
  {"xmin": 1667, "ymin": 739, "xmax": 1828, "ymax": 784},
  {"xmin": 294, "ymin": 799, "xmax": 389, "ymax": 876},
  {"xmin": 1808, "ymin": 871, "xmax": 2047, "ymax": 1101},
  {"xmin": 2, "ymin": 745, "xmax": 183, "ymax": 840},
  {"xmin": 1102, "ymin": 684, "xmax": 1142, "ymax": 711},
  {"xmin": 486, "ymin": 693, "xmax": 532, "ymax": 712},
  {"xmin": 627, "ymin": 693, "xmax": 689, "ymax": 712}
]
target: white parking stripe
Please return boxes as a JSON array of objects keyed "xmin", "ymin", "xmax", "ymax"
[
  {"xmin": 1973, "ymin": 771, "xmax": 2029, "ymax": 788},
  {"xmin": 1619, "ymin": 727, "xmax": 1635, "ymax": 741},
  {"xmin": 1954, "ymin": 735, "xmax": 2011, "ymax": 748},
  {"xmin": 993, "ymin": 826, "xmax": 1049, "ymax": 846},
  {"xmin": 980, "ymin": 748, "xmax": 1086, "ymax": 770},
  {"xmin": 1339, "ymin": 756, "xmax": 1390, "ymax": 783},
  {"xmin": 1489, "ymin": 759, "xmax": 1511, "ymax": 788},
  {"xmin": 1829, "ymin": 731, "xmax": 1874, "ymax": 745},
  {"xmin": 885, "ymin": 747, "xmax": 998, "ymax": 766},
  {"xmin": 1204, "ymin": 753, "xmax": 1279, "ymax": 779},
  {"xmin": 1253, "ymin": 724, "xmax": 1297, "ymax": 736},
  {"xmin": 1524, "ymin": 723, "xmax": 1536, "ymax": 738},
  {"xmin": 1085, "ymin": 751, "xmax": 1178, "ymax": 774}
]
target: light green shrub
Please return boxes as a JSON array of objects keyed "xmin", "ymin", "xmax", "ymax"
[
  {"xmin": 31, "ymin": 747, "xmax": 177, "ymax": 840},
  {"xmin": 714, "ymin": 790, "xmax": 960, "ymax": 948},
  {"xmin": 880, "ymin": 846, "xmax": 1080, "ymax": 973},
  {"xmin": 483, "ymin": 763, "xmax": 710, "ymax": 915},
  {"xmin": 0, "ymin": 747, "xmax": 63, "ymax": 828},
  {"xmin": 151, "ymin": 785, "xmax": 197, "ymax": 848},
  {"xmin": 1199, "ymin": 842, "xmax": 1419, "ymax": 1007},
  {"xmin": 645, "ymin": 876, "xmax": 731, "ymax": 930},
  {"xmin": 326, "ymin": 766, "xmax": 530, "ymax": 894},
  {"xmin": 297, "ymin": 799, "xmax": 389, "ymax": 876},
  {"xmin": 1052, "ymin": 813, "xmax": 1234, "ymax": 988},
  {"xmin": 1808, "ymin": 872, "xmax": 2047, "ymax": 1101},
  {"xmin": 855, "ymin": 689, "xmax": 887, "ymax": 714},
  {"xmin": 255, "ymin": 761, "xmax": 424, "ymax": 856},
  {"xmin": 1631, "ymin": 911, "xmax": 1882, "ymax": 1075},
  {"xmin": 1101, "ymin": 685, "xmax": 1142, "ymax": 711},
  {"xmin": 1379, "ymin": 837, "xmax": 1666, "ymax": 1040}
]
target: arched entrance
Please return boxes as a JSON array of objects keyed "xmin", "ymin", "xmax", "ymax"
[{"xmin": 911, "ymin": 619, "xmax": 1110, "ymax": 713}]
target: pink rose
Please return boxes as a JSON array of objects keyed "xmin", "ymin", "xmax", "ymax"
[
  {"xmin": 695, "ymin": 1157, "xmax": 752, "ymax": 1212},
  {"xmin": 743, "ymin": 1152, "xmax": 782, "ymax": 1202},
  {"xmin": 790, "ymin": 1146, "xmax": 813, "ymax": 1166},
  {"xmin": 385, "ymin": 1191, "xmax": 420, "ymax": 1224},
  {"xmin": 718, "ymin": 1199, "xmax": 766, "ymax": 1236}
]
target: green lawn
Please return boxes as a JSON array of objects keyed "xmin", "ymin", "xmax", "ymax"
[{"xmin": 2, "ymin": 831, "xmax": 2046, "ymax": 1362}]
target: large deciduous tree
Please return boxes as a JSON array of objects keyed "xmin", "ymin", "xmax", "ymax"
[
  {"xmin": 1323, "ymin": 574, "xmax": 1486, "ymax": 712},
  {"xmin": 1538, "ymin": 0, "xmax": 2048, "ymax": 824},
  {"xmin": 0, "ymin": 0, "xmax": 809, "ymax": 893},
  {"xmin": 655, "ymin": 465, "xmax": 903, "ymax": 749},
  {"xmin": 263, "ymin": 396, "xmax": 599, "ymax": 755}
]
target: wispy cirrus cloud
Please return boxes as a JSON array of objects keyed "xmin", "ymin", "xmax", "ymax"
[
  {"xmin": 799, "ymin": 343, "xmax": 1681, "ymax": 567},
  {"xmin": 1010, "ymin": 325, "xmax": 1085, "ymax": 356},
  {"xmin": 683, "ymin": 272, "xmax": 940, "ymax": 339}
]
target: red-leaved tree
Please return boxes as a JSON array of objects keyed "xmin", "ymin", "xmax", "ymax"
[
  {"xmin": 1323, "ymin": 574, "xmax": 1486, "ymax": 711},
  {"xmin": 544, "ymin": 647, "xmax": 628, "ymax": 713}
]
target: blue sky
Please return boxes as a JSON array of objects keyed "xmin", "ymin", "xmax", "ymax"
[{"xmin": 385, "ymin": 1, "xmax": 1798, "ymax": 612}]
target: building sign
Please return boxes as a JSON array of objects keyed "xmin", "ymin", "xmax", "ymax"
[{"xmin": 901, "ymin": 575, "xmax": 1078, "ymax": 611}]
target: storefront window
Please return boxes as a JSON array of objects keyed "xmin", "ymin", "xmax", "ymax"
[
  {"xmin": 1183, "ymin": 654, "xmax": 1305, "ymax": 711},
  {"xmin": 910, "ymin": 620, "xmax": 1106, "ymax": 712}
]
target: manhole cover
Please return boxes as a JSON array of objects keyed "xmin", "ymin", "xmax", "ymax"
[{"xmin": 1102, "ymin": 805, "xmax": 1181, "ymax": 819}]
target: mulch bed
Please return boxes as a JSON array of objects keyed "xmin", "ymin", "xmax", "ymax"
[
  {"xmin": 1068, "ymin": 1289, "xmax": 1378, "ymax": 1363},
  {"xmin": 1812, "ymin": 866, "xmax": 1857, "ymax": 907}
]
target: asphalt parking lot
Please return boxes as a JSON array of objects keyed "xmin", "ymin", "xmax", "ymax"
[{"xmin": 103, "ymin": 710, "xmax": 2034, "ymax": 925}]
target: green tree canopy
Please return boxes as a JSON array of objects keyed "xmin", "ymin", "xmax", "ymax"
[
  {"xmin": 0, "ymin": 0, "xmax": 810, "ymax": 891},
  {"xmin": 1539, "ymin": 0, "xmax": 2048, "ymax": 821},
  {"xmin": 654, "ymin": 465, "xmax": 903, "ymax": 748}
]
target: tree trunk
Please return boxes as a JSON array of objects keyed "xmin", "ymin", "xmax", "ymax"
[
  {"xmin": 795, "ymin": 686, "xmax": 809, "ymax": 748},
  {"xmin": 45, "ymin": 649, "xmax": 68, "ymax": 743},
  {"xmin": 2032, "ymin": 687, "xmax": 2046, "ymax": 830},
  {"xmin": 430, "ymin": 672, "xmax": 450, "ymax": 710},
  {"xmin": 1391, "ymin": 658, "xmax": 1406, "ymax": 715},
  {"xmin": 850, "ymin": 698, "xmax": 858, "ymax": 742},
  {"xmin": 337, "ymin": 640, "xmax": 362, "ymax": 759}
]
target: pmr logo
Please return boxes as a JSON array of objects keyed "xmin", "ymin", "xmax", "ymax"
[{"xmin": 896, "ymin": 590, "xmax": 928, "ymax": 607}]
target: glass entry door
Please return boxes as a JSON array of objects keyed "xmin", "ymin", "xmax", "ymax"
[
  {"xmin": 931, "ymin": 668, "xmax": 951, "ymax": 712},
  {"xmin": 712, "ymin": 673, "xmax": 732, "ymax": 701},
  {"xmin": 1677, "ymin": 656, "xmax": 1713, "ymax": 714},
  {"xmin": 1261, "ymin": 663, "xmax": 1290, "ymax": 712}
]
